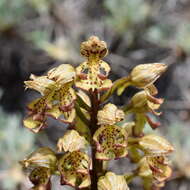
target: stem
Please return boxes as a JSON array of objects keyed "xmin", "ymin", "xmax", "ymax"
[{"xmin": 89, "ymin": 89, "xmax": 103, "ymax": 190}]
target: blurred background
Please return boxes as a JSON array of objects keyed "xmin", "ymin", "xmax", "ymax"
[{"xmin": 0, "ymin": 0, "xmax": 190, "ymax": 189}]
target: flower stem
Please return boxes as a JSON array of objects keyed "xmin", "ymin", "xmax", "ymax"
[{"xmin": 89, "ymin": 89, "xmax": 103, "ymax": 190}]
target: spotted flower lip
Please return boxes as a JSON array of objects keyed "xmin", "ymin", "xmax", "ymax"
[
  {"xmin": 97, "ymin": 103, "xmax": 125, "ymax": 126},
  {"xmin": 58, "ymin": 151, "xmax": 91, "ymax": 189},
  {"xmin": 93, "ymin": 125, "xmax": 128, "ymax": 160},
  {"xmin": 29, "ymin": 167, "xmax": 51, "ymax": 190},
  {"xmin": 75, "ymin": 36, "xmax": 112, "ymax": 92},
  {"xmin": 75, "ymin": 60, "xmax": 112, "ymax": 92},
  {"xmin": 20, "ymin": 147, "xmax": 57, "ymax": 172},
  {"xmin": 138, "ymin": 155, "xmax": 172, "ymax": 183},
  {"xmin": 98, "ymin": 172, "xmax": 130, "ymax": 190},
  {"xmin": 57, "ymin": 130, "xmax": 88, "ymax": 152}
]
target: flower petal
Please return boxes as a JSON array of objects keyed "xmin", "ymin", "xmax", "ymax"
[
  {"xmin": 76, "ymin": 60, "xmax": 112, "ymax": 92},
  {"xmin": 139, "ymin": 134, "xmax": 174, "ymax": 155},
  {"xmin": 47, "ymin": 64, "xmax": 76, "ymax": 85},
  {"xmin": 25, "ymin": 75, "xmax": 55, "ymax": 96},
  {"xmin": 20, "ymin": 147, "xmax": 57, "ymax": 172}
]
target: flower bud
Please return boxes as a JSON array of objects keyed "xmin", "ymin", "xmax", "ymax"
[
  {"xmin": 130, "ymin": 63, "xmax": 167, "ymax": 88},
  {"xmin": 98, "ymin": 172, "xmax": 130, "ymax": 190}
]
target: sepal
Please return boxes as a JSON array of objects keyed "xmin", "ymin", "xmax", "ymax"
[
  {"xmin": 138, "ymin": 134, "xmax": 174, "ymax": 155},
  {"xmin": 20, "ymin": 147, "xmax": 57, "ymax": 172},
  {"xmin": 47, "ymin": 64, "xmax": 76, "ymax": 85},
  {"xmin": 129, "ymin": 63, "xmax": 167, "ymax": 89}
]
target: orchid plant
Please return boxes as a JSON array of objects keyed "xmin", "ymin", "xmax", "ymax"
[{"xmin": 20, "ymin": 36, "xmax": 174, "ymax": 190}]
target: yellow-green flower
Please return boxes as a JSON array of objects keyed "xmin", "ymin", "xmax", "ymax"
[
  {"xmin": 98, "ymin": 172, "xmax": 130, "ymax": 190},
  {"xmin": 124, "ymin": 90, "xmax": 164, "ymax": 131},
  {"xmin": 138, "ymin": 156, "xmax": 172, "ymax": 183},
  {"xmin": 93, "ymin": 125, "xmax": 128, "ymax": 160},
  {"xmin": 23, "ymin": 64, "xmax": 76, "ymax": 133},
  {"xmin": 75, "ymin": 36, "xmax": 112, "ymax": 92},
  {"xmin": 58, "ymin": 151, "xmax": 91, "ymax": 188},
  {"xmin": 117, "ymin": 63, "xmax": 167, "ymax": 95}
]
